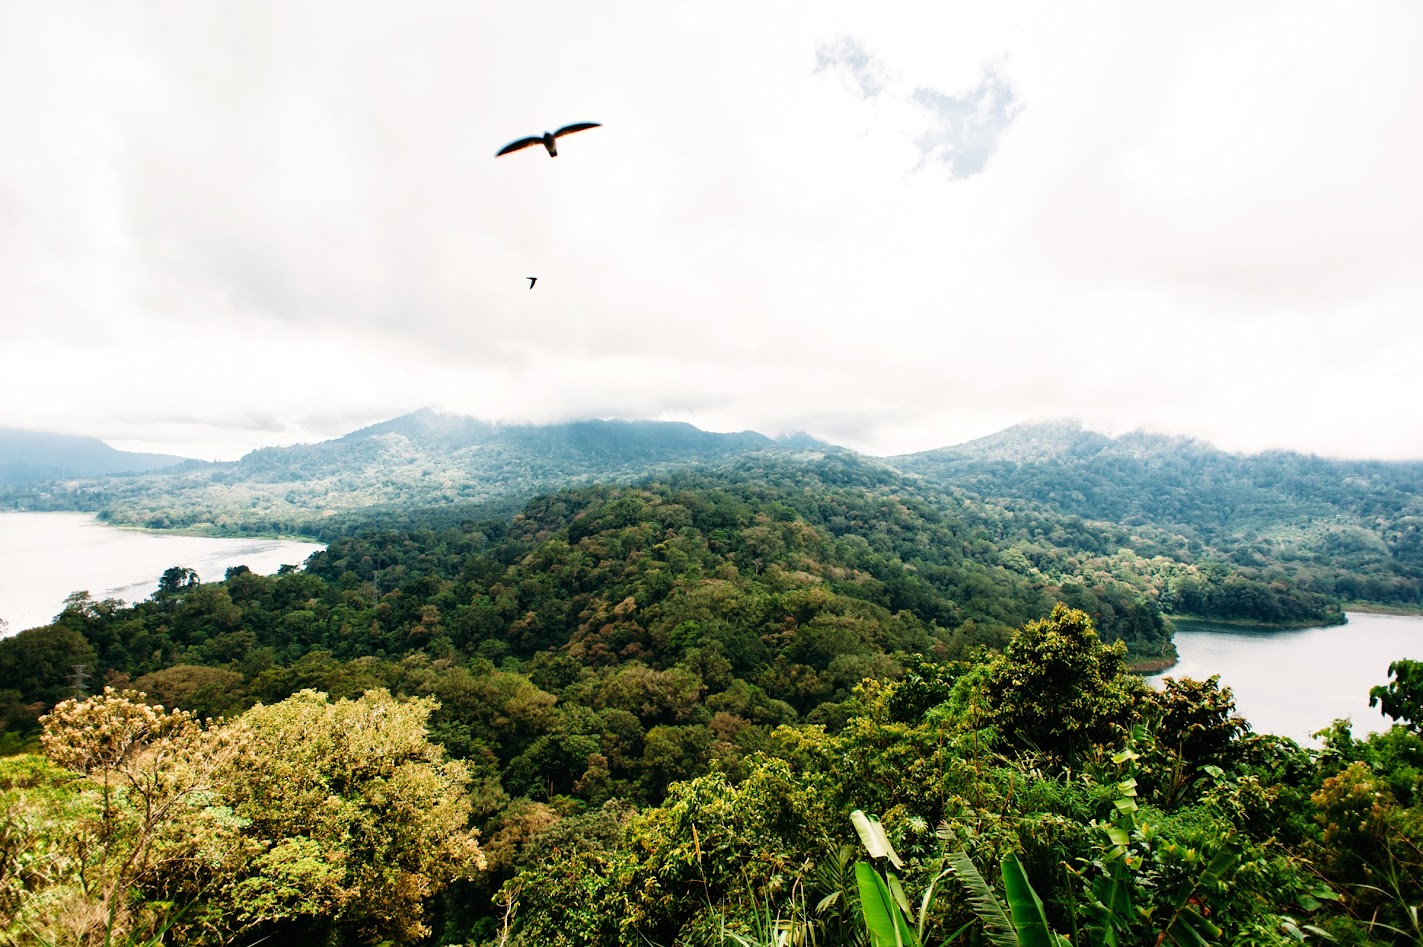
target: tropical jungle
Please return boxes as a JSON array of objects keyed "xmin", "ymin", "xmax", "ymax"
[{"xmin": 1, "ymin": 432, "xmax": 1420, "ymax": 945}]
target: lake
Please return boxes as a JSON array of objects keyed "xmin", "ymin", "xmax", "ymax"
[
  {"xmin": 0, "ymin": 511, "xmax": 325, "ymax": 635},
  {"xmin": 1146, "ymin": 612, "xmax": 1423, "ymax": 744}
]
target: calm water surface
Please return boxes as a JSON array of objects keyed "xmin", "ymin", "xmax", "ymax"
[
  {"xmin": 1146, "ymin": 612, "xmax": 1423, "ymax": 744},
  {"xmin": 0, "ymin": 512, "xmax": 324, "ymax": 635}
]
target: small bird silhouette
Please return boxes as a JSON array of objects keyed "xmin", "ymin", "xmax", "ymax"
[
  {"xmin": 527, "ymin": 277, "xmax": 537, "ymax": 289},
  {"xmin": 497, "ymin": 122, "xmax": 601, "ymax": 158}
]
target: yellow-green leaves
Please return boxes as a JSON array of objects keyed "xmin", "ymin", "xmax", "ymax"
[{"xmin": 224, "ymin": 688, "xmax": 485, "ymax": 943}]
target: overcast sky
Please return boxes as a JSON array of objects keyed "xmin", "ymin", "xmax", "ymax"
[{"xmin": 2, "ymin": 2, "xmax": 1420, "ymax": 462}]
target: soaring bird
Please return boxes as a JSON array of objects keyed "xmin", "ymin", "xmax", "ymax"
[
  {"xmin": 527, "ymin": 277, "xmax": 537, "ymax": 289},
  {"xmin": 496, "ymin": 122, "xmax": 601, "ymax": 158}
]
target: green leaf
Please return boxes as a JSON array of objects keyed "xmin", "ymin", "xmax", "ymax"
[
  {"xmin": 887, "ymin": 870, "xmax": 916, "ymax": 924},
  {"xmin": 944, "ymin": 849, "xmax": 1020, "ymax": 947},
  {"xmin": 1001, "ymin": 853, "xmax": 1061, "ymax": 947},
  {"xmin": 1162, "ymin": 905, "xmax": 1219, "ymax": 947},
  {"xmin": 855, "ymin": 860, "xmax": 917, "ymax": 947},
  {"xmin": 1158, "ymin": 849, "xmax": 1238, "ymax": 947},
  {"xmin": 917, "ymin": 867, "xmax": 953, "ymax": 943},
  {"xmin": 852, "ymin": 810, "xmax": 905, "ymax": 869}
]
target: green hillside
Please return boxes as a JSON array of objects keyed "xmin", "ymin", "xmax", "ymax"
[
  {"xmin": 2, "ymin": 413, "xmax": 1381, "ymax": 627},
  {"xmin": 2, "ymin": 481, "xmax": 1417, "ymax": 942},
  {"xmin": 1, "ymin": 411, "xmax": 794, "ymax": 535},
  {"xmin": 893, "ymin": 420, "xmax": 1423, "ymax": 609}
]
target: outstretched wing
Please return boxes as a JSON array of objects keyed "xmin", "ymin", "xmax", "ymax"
[
  {"xmin": 496, "ymin": 136, "xmax": 543, "ymax": 157},
  {"xmin": 553, "ymin": 122, "xmax": 601, "ymax": 139}
]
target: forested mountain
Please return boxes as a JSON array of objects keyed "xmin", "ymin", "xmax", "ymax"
[
  {"xmin": 4, "ymin": 447, "xmax": 1420, "ymax": 944},
  {"xmin": 3, "ymin": 529, "xmax": 1418, "ymax": 943},
  {"xmin": 892, "ymin": 420, "xmax": 1423, "ymax": 607},
  {"xmin": 5, "ymin": 412, "xmax": 1418, "ymax": 615},
  {"xmin": 0, "ymin": 411, "xmax": 800, "ymax": 535},
  {"xmin": 0, "ymin": 427, "xmax": 192, "ymax": 483}
]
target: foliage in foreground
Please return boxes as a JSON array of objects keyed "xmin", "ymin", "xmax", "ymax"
[
  {"xmin": 496, "ymin": 607, "xmax": 1422, "ymax": 947},
  {"xmin": 0, "ymin": 455, "xmax": 1415, "ymax": 945},
  {"xmin": 1, "ymin": 688, "xmax": 483, "ymax": 946}
]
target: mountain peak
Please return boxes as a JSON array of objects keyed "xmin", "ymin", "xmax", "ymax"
[{"xmin": 903, "ymin": 418, "xmax": 1112, "ymax": 464}]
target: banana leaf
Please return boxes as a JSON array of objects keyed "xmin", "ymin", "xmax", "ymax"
[
  {"xmin": 1001, "ymin": 854, "xmax": 1066, "ymax": 947},
  {"xmin": 855, "ymin": 860, "xmax": 918, "ymax": 947}
]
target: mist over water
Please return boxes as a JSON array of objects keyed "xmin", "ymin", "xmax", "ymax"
[
  {"xmin": 0, "ymin": 512, "xmax": 324, "ymax": 636},
  {"xmin": 1147, "ymin": 612, "xmax": 1423, "ymax": 745}
]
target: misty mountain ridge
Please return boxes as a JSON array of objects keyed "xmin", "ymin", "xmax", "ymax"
[
  {"xmin": 2, "ymin": 411, "xmax": 840, "ymax": 535},
  {"xmin": 0, "ymin": 427, "xmax": 194, "ymax": 484},
  {"xmin": 334, "ymin": 410, "xmax": 828, "ymax": 454},
  {"xmin": 233, "ymin": 412, "xmax": 788, "ymax": 477},
  {"xmin": 5, "ymin": 411, "xmax": 1420, "ymax": 571}
]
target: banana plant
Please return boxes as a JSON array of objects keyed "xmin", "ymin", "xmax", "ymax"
[
  {"xmin": 851, "ymin": 810, "xmax": 925, "ymax": 947},
  {"xmin": 943, "ymin": 846, "xmax": 1070, "ymax": 947},
  {"xmin": 851, "ymin": 810, "xmax": 1068, "ymax": 947}
]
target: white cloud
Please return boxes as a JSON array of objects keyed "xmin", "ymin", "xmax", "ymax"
[{"xmin": 1, "ymin": 1, "xmax": 1420, "ymax": 462}]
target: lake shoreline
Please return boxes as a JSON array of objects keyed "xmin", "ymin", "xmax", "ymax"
[
  {"xmin": 1143, "ymin": 610, "xmax": 1422, "ymax": 744},
  {"xmin": 1169, "ymin": 613, "xmax": 1348, "ymax": 631},
  {"xmin": 0, "ymin": 512, "xmax": 324, "ymax": 636},
  {"xmin": 99, "ymin": 521, "xmax": 326, "ymax": 544},
  {"xmin": 1343, "ymin": 602, "xmax": 1423, "ymax": 617},
  {"xmin": 1140, "ymin": 608, "xmax": 1417, "ymax": 677}
]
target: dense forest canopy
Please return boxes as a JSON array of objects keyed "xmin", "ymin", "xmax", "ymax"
[
  {"xmin": 895, "ymin": 420, "xmax": 1423, "ymax": 608},
  {"xmin": 4, "ymin": 415, "xmax": 1417, "ymax": 618},
  {"xmin": 4, "ymin": 603, "xmax": 1420, "ymax": 945},
  {"xmin": 2, "ymin": 421, "xmax": 1420, "ymax": 945}
]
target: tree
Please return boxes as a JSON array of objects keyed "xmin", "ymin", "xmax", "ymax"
[
  {"xmin": 29, "ymin": 688, "xmax": 248, "ymax": 944},
  {"xmin": 984, "ymin": 604, "xmax": 1142, "ymax": 764},
  {"xmin": 131, "ymin": 665, "xmax": 245, "ymax": 719},
  {"xmin": 0, "ymin": 625, "xmax": 97, "ymax": 720},
  {"xmin": 157, "ymin": 566, "xmax": 200, "ymax": 597},
  {"xmin": 222, "ymin": 688, "xmax": 485, "ymax": 943},
  {"xmin": 1369, "ymin": 658, "xmax": 1423, "ymax": 732}
]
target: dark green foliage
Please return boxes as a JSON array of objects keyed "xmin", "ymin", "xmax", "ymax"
[
  {"xmin": 0, "ymin": 625, "xmax": 94, "ymax": 730},
  {"xmin": 1370, "ymin": 658, "xmax": 1423, "ymax": 732},
  {"xmin": 896, "ymin": 420, "xmax": 1423, "ymax": 612},
  {"xmin": 983, "ymin": 604, "xmax": 1142, "ymax": 765},
  {"xmin": 7, "ymin": 426, "xmax": 1421, "ymax": 945},
  {"xmin": 1138, "ymin": 675, "xmax": 1250, "ymax": 805}
]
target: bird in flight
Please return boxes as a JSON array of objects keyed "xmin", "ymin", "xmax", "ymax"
[
  {"xmin": 497, "ymin": 122, "xmax": 601, "ymax": 158},
  {"xmin": 527, "ymin": 277, "xmax": 537, "ymax": 289}
]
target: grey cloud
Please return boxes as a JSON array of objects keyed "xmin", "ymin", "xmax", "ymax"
[
  {"xmin": 911, "ymin": 69, "xmax": 1020, "ymax": 177},
  {"xmin": 813, "ymin": 37, "xmax": 884, "ymax": 99}
]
